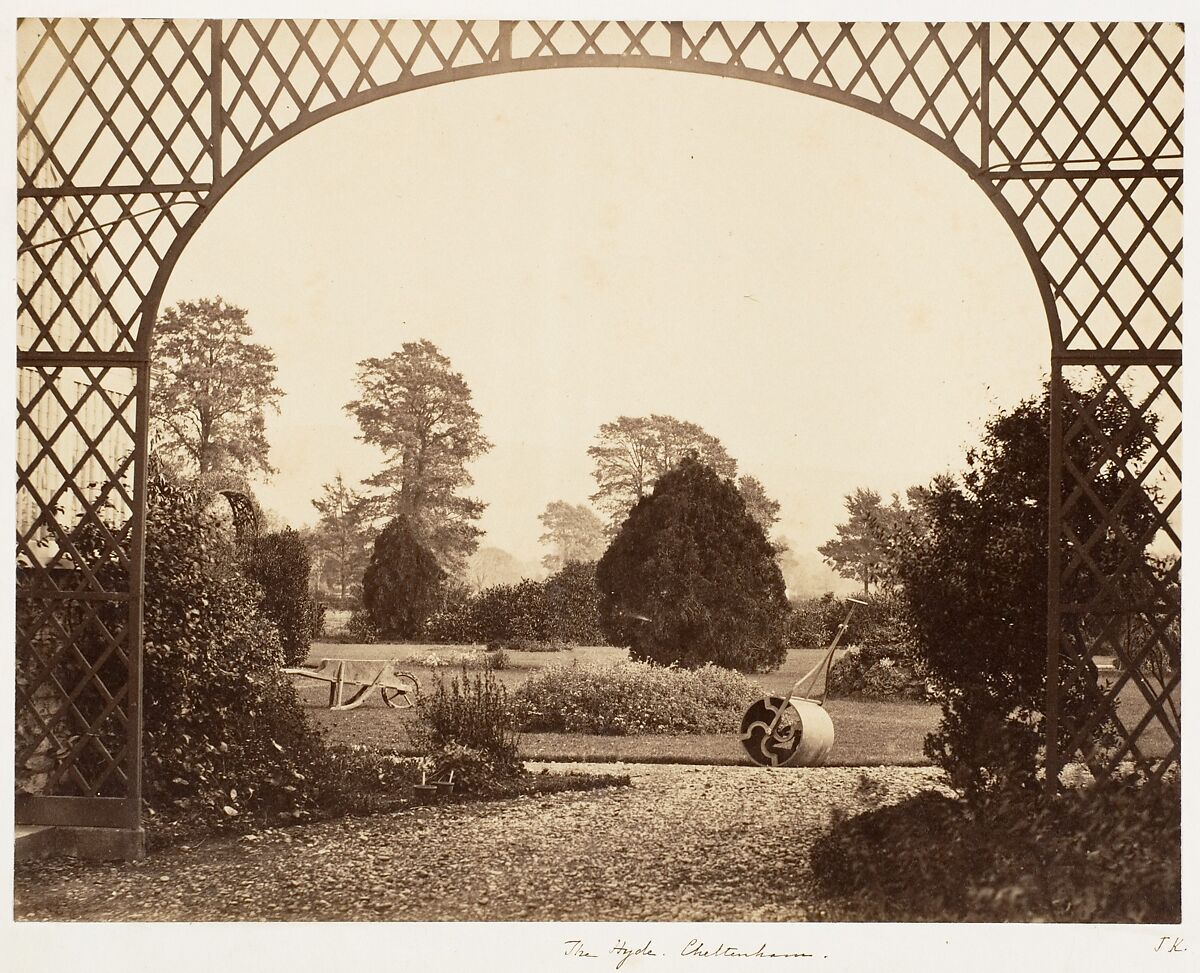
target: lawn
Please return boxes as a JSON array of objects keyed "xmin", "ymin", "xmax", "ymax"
[
  {"xmin": 297, "ymin": 642, "xmax": 939, "ymax": 765},
  {"xmin": 296, "ymin": 641, "xmax": 1176, "ymax": 766}
]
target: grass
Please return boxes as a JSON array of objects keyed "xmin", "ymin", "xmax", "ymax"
[{"xmin": 294, "ymin": 641, "xmax": 1176, "ymax": 766}]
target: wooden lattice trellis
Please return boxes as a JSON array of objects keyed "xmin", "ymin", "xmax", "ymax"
[{"xmin": 15, "ymin": 20, "xmax": 1182, "ymax": 855}]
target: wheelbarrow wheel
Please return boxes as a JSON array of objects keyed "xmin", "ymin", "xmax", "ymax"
[
  {"xmin": 739, "ymin": 695, "xmax": 803, "ymax": 767},
  {"xmin": 381, "ymin": 672, "xmax": 419, "ymax": 709}
]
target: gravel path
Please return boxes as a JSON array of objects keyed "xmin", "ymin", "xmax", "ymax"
[{"xmin": 15, "ymin": 763, "xmax": 946, "ymax": 922}]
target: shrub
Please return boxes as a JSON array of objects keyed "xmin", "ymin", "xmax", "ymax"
[
  {"xmin": 540, "ymin": 560, "xmax": 607, "ymax": 644},
  {"xmin": 486, "ymin": 638, "xmax": 568, "ymax": 653},
  {"xmin": 413, "ymin": 666, "xmax": 522, "ymax": 779},
  {"xmin": 511, "ymin": 659, "xmax": 764, "ymax": 735},
  {"xmin": 596, "ymin": 456, "xmax": 789, "ymax": 672},
  {"xmin": 892, "ymin": 381, "xmax": 1165, "ymax": 800},
  {"xmin": 784, "ymin": 591, "xmax": 906, "ymax": 650},
  {"xmin": 827, "ymin": 642, "xmax": 925, "ymax": 699},
  {"xmin": 428, "ymin": 742, "xmax": 506, "ymax": 795},
  {"xmin": 308, "ymin": 601, "xmax": 328, "ymax": 640},
  {"xmin": 811, "ymin": 778, "xmax": 1180, "ymax": 922},
  {"xmin": 363, "ymin": 516, "xmax": 445, "ymax": 637},
  {"xmin": 70, "ymin": 464, "xmax": 341, "ymax": 823},
  {"xmin": 423, "ymin": 561, "xmax": 609, "ymax": 646},
  {"xmin": 343, "ymin": 608, "xmax": 379, "ymax": 644},
  {"xmin": 484, "ymin": 648, "xmax": 510, "ymax": 671},
  {"xmin": 246, "ymin": 527, "xmax": 320, "ymax": 667}
]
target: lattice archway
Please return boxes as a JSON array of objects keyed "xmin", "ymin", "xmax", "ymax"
[{"xmin": 16, "ymin": 20, "xmax": 1182, "ymax": 855}]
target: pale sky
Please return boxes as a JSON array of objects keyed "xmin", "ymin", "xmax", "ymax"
[{"xmin": 159, "ymin": 67, "xmax": 1049, "ymax": 582}]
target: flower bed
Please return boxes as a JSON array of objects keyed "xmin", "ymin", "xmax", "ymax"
[{"xmin": 511, "ymin": 659, "xmax": 764, "ymax": 735}]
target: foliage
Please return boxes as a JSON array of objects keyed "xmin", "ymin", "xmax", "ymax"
[
  {"xmin": 817, "ymin": 487, "xmax": 921, "ymax": 594},
  {"xmin": 511, "ymin": 660, "xmax": 764, "ymax": 735},
  {"xmin": 427, "ymin": 743, "xmax": 510, "ymax": 795},
  {"xmin": 413, "ymin": 666, "xmax": 522, "ymax": 781},
  {"xmin": 596, "ymin": 456, "xmax": 789, "ymax": 672},
  {"xmin": 75, "ymin": 464, "xmax": 338, "ymax": 822},
  {"xmin": 423, "ymin": 561, "xmax": 607, "ymax": 646},
  {"xmin": 308, "ymin": 601, "xmax": 328, "ymax": 640},
  {"xmin": 246, "ymin": 527, "xmax": 319, "ymax": 667},
  {"xmin": 308, "ymin": 746, "xmax": 423, "ymax": 817},
  {"xmin": 538, "ymin": 500, "xmax": 607, "ymax": 572},
  {"xmin": 345, "ymin": 339, "xmax": 492, "ymax": 573},
  {"xmin": 484, "ymin": 647, "xmax": 511, "ymax": 670},
  {"xmin": 466, "ymin": 545, "xmax": 532, "ymax": 592},
  {"xmin": 343, "ymin": 608, "xmax": 380, "ymax": 644},
  {"xmin": 308, "ymin": 473, "xmax": 373, "ymax": 605},
  {"xmin": 810, "ymin": 778, "xmax": 1180, "ymax": 922},
  {"xmin": 149, "ymin": 297, "xmax": 284, "ymax": 476},
  {"xmin": 784, "ymin": 591, "xmax": 907, "ymax": 649},
  {"xmin": 737, "ymin": 474, "xmax": 781, "ymax": 533},
  {"xmin": 827, "ymin": 643, "xmax": 925, "ymax": 700},
  {"xmin": 892, "ymin": 380, "xmax": 1162, "ymax": 799},
  {"xmin": 362, "ymin": 515, "xmax": 446, "ymax": 638},
  {"xmin": 588, "ymin": 414, "xmax": 737, "ymax": 530},
  {"xmin": 540, "ymin": 560, "xmax": 608, "ymax": 644}
]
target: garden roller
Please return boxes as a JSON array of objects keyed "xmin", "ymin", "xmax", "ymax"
[{"xmin": 739, "ymin": 598, "xmax": 867, "ymax": 767}]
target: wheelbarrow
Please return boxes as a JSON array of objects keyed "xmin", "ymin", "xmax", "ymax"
[
  {"xmin": 283, "ymin": 658, "xmax": 419, "ymax": 711},
  {"xmin": 739, "ymin": 598, "xmax": 867, "ymax": 767}
]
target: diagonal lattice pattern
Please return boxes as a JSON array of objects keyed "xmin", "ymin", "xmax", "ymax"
[
  {"xmin": 676, "ymin": 21, "xmax": 984, "ymax": 157},
  {"xmin": 988, "ymin": 23, "xmax": 1183, "ymax": 170},
  {"xmin": 996, "ymin": 173, "xmax": 1182, "ymax": 351},
  {"xmin": 13, "ymin": 20, "xmax": 1184, "ymax": 839},
  {"xmin": 16, "ymin": 595, "xmax": 132, "ymax": 797},
  {"xmin": 1052, "ymin": 364, "xmax": 1181, "ymax": 785}
]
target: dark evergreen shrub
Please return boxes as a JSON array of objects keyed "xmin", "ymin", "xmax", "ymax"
[
  {"xmin": 362, "ymin": 516, "xmax": 445, "ymax": 637},
  {"xmin": 246, "ymin": 527, "xmax": 319, "ymax": 666},
  {"xmin": 784, "ymin": 591, "xmax": 906, "ymax": 649},
  {"xmin": 892, "ymin": 381, "xmax": 1164, "ymax": 799},
  {"xmin": 595, "ymin": 456, "xmax": 789, "ymax": 672},
  {"xmin": 541, "ymin": 560, "xmax": 607, "ymax": 644}
]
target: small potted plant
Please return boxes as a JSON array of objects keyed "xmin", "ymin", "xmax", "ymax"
[{"xmin": 412, "ymin": 756, "xmax": 438, "ymax": 803}]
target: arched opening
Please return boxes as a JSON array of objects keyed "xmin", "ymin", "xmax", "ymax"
[
  {"xmin": 14, "ymin": 21, "xmax": 1181, "ymax": 860},
  {"xmin": 153, "ymin": 67, "xmax": 1051, "ymax": 596}
]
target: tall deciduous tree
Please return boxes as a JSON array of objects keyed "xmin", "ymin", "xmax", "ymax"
[
  {"xmin": 538, "ymin": 500, "xmax": 607, "ymax": 572},
  {"xmin": 150, "ymin": 297, "xmax": 284, "ymax": 476},
  {"xmin": 345, "ymin": 339, "xmax": 492, "ymax": 573},
  {"xmin": 588, "ymin": 414, "xmax": 736, "ymax": 529},
  {"xmin": 309, "ymin": 473, "xmax": 373, "ymax": 605}
]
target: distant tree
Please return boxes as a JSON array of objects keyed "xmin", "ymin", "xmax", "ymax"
[
  {"xmin": 818, "ymin": 488, "xmax": 917, "ymax": 594},
  {"xmin": 596, "ymin": 456, "xmax": 789, "ymax": 672},
  {"xmin": 150, "ymin": 297, "xmax": 284, "ymax": 476},
  {"xmin": 538, "ymin": 500, "xmax": 607, "ymax": 572},
  {"xmin": 309, "ymin": 473, "xmax": 373, "ymax": 605},
  {"xmin": 737, "ymin": 474, "xmax": 781, "ymax": 535},
  {"xmin": 466, "ymin": 546, "xmax": 527, "ymax": 593},
  {"xmin": 362, "ymin": 516, "xmax": 446, "ymax": 638},
  {"xmin": 588, "ymin": 414, "xmax": 736, "ymax": 529},
  {"xmin": 346, "ymin": 340, "xmax": 492, "ymax": 573}
]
